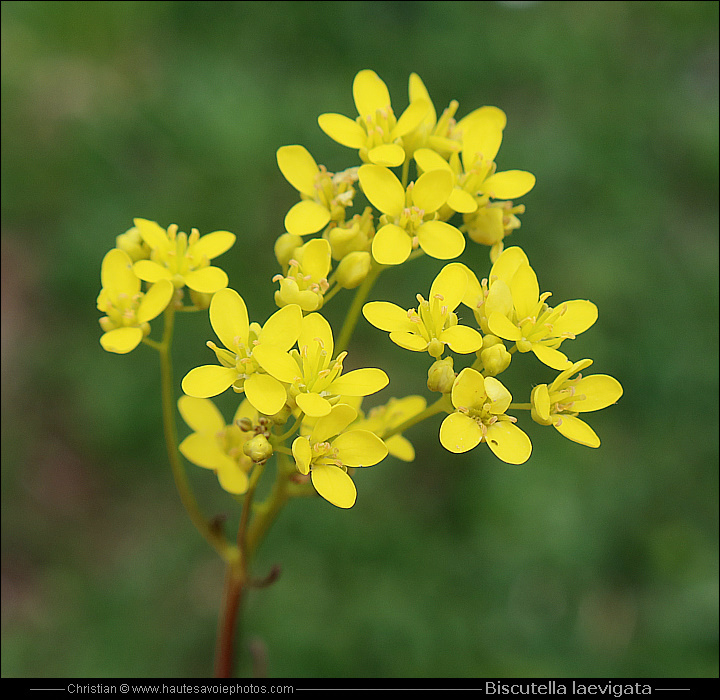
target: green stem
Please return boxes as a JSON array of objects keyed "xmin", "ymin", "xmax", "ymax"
[
  {"xmin": 509, "ymin": 403, "xmax": 532, "ymax": 410},
  {"xmin": 157, "ymin": 303, "xmax": 236, "ymax": 562},
  {"xmin": 334, "ymin": 259, "xmax": 384, "ymax": 357},
  {"xmin": 382, "ymin": 393, "xmax": 453, "ymax": 441}
]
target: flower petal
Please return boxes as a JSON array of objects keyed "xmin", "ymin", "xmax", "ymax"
[
  {"xmin": 393, "ymin": 98, "xmax": 431, "ymax": 137},
  {"xmin": 448, "ymin": 188, "xmax": 478, "ymax": 213},
  {"xmin": 296, "ymin": 391, "xmax": 332, "ymax": 417},
  {"xmin": 440, "ymin": 325, "xmax": 483, "ymax": 354},
  {"xmin": 252, "ymin": 345, "xmax": 301, "ymax": 384},
  {"xmin": 310, "ymin": 404, "xmax": 358, "ymax": 444},
  {"xmin": 451, "ymin": 367, "xmax": 486, "ymax": 411},
  {"xmin": 511, "ymin": 264, "xmax": 539, "ymax": 321},
  {"xmin": 210, "ymin": 288, "xmax": 249, "ymax": 350},
  {"xmin": 134, "ymin": 218, "xmax": 171, "ymax": 253},
  {"xmin": 178, "ymin": 395, "xmax": 226, "ymax": 434},
  {"xmin": 298, "ymin": 312, "xmax": 334, "ymax": 360},
  {"xmin": 531, "ymin": 344, "xmax": 572, "ymax": 370},
  {"xmin": 481, "ymin": 170, "xmax": 536, "ymax": 199},
  {"xmin": 244, "ymin": 373, "xmax": 287, "ymax": 416},
  {"xmin": 572, "ymin": 375, "xmax": 623, "ymax": 412},
  {"xmin": 488, "ymin": 311, "xmax": 522, "ymax": 341},
  {"xmin": 297, "ymin": 237, "xmax": 331, "ymax": 281},
  {"xmin": 284, "ymin": 200, "xmax": 331, "ymax": 236},
  {"xmin": 372, "ymin": 224, "xmax": 412, "ymax": 266},
  {"xmin": 260, "ymin": 303, "xmax": 303, "ymax": 350},
  {"xmin": 531, "ymin": 384, "xmax": 552, "ymax": 423},
  {"xmin": 485, "ymin": 421, "xmax": 532, "ymax": 464},
  {"xmin": 363, "ymin": 301, "xmax": 416, "ymax": 333},
  {"xmin": 276, "ymin": 145, "xmax": 319, "ymax": 197},
  {"xmin": 413, "ymin": 169, "xmax": 453, "ymax": 213},
  {"xmin": 318, "ymin": 113, "xmax": 366, "ymax": 149},
  {"xmin": 333, "ymin": 429, "xmax": 388, "ymax": 467},
  {"xmin": 179, "ymin": 433, "xmax": 235, "ymax": 471},
  {"xmin": 388, "ymin": 331, "xmax": 428, "ymax": 352},
  {"xmin": 133, "ymin": 260, "xmax": 172, "ymax": 284},
  {"xmin": 552, "ymin": 300, "xmax": 598, "ymax": 337},
  {"xmin": 483, "ymin": 376, "xmax": 512, "ymax": 414},
  {"xmin": 100, "ymin": 327, "xmax": 143, "ymax": 354},
  {"xmin": 368, "ymin": 144, "xmax": 406, "ymax": 167},
  {"xmin": 386, "ymin": 434, "xmax": 415, "ymax": 462},
  {"xmin": 414, "ymin": 148, "xmax": 451, "ymax": 174},
  {"xmin": 553, "ymin": 414, "xmax": 600, "ymax": 448},
  {"xmin": 440, "ymin": 412, "xmax": 482, "ymax": 453},
  {"xmin": 358, "ymin": 164, "xmax": 405, "ymax": 217},
  {"xmin": 329, "ymin": 368, "xmax": 389, "ymax": 397},
  {"xmin": 182, "ymin": 365, "xmax": 237, "ymax": 398},
  {"xmin": 430, "ymin": 263, "xmax": 468, "ymax": 313},
  {"xmin": 136, "ymin": 279, "xmax": 174, "ymax": 323},
  {"xmin": 292, "ymin": 436, "xmax": 312, "ymax": 475},
  {"xmin": 311, "ymin": 464, "xmax": 357, "ymax": 508},
  {"xmin": 216, "ymin": 465, "xmax": 249, "ymax": 495},
  {"xmin": 189, "ymin": 231, "xmax": 236, "ymax": 262},
  {"xmin": 416, "ymin": 221, "xmax": 465, "ymax": 260},
  {"xmin": 101, "ymin": 248, "xmax": 140, "ymax": 297},
  {"xmin": 353, "ymin": 69, "xmax": 390, "ymax": 116},
  {"xmin": 183, "ymin": 266, "xmax": 228, "ymax": 294},
  {"xmin": 490, "ymin": 246, "xmax": 529, "ymax": 286}
]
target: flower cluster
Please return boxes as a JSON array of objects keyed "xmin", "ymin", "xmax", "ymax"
[{"xmin": 98, "ymin": 70, "xmax": 622, "ymax": 510}]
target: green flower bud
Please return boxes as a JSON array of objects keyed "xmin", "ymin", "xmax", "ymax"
[
  {"xmin": 243, "ymin": 434, "xmax": 273, "ymax": 463},
  {"xmin": 274, "ymin": 233, "xmax": 303, "ymax": 269}
]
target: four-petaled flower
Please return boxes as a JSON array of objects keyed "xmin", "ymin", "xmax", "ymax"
[
  {"xmin": 359, "ymin": 164, "xmax": 464, "ymax": 265},
  {"xmin": 273, "ymin": 237, "xmax": 331, "ymax": 311},
  {"xmin": 181, "ymin": 288, "xmax": 303, "ymax": 416},
  {"xmin": 97, "ymin": 248, "xmax": 174, "ymax": 354},
  {"xmin": 530, "ymin": 359, "xmax": 623, "ymax": 448},
  {"xmin": 292, "ymin": 403, "xmax": 388, "ymax": 508},
  {"xmin": 363, "ymin": 263, "xmax": 482, "ymax": 358},
  {"xmin": 132, "ymin": 218, "xmax": 235, "ymax": 294},
  {"xmin": 318, "ymin": 69, "xmax": 430, "ymax": 168},
  {"xmin": 440, "ymin": 368, "xmax": 532, "ymax": 464}
]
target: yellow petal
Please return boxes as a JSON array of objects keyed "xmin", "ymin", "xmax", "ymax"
[
  {"xmin": 296, "ymin": 391, "xmax": 331, "ymax": 417},
  {"xmin": 310, "ymin": 404, "xmax": 358, "ymax": 444},
  {"xmin": 553, "ymin": 414, "xmax": 600, "ymax": 448},
  {"xmin": 134, "ymin": 218, "xmax": 170, "ymax": 253},
  {"xmin": 416, "ymin": 221, "xmax": 465, "ymax": 260},
  {"xmin": 392, "ymin": 98, "xmax": 431, "ymax": 137},
  {"xmin": 462, "ymin": 118, "xmax": 504, "ymax": 170},
  {"xmin": 408, "ymin": 73, "xmax": 436, "ymax": 125},
  {"xmin": 318, "ymin": 113, "xmax": 366, "ymax": 149},
  {"xmin": 136, "ymin": 279, "xmax": 173, "ymax": 323},
  {"xmin": 133, "ymin": 260, "xmax": 172, "ymax": 283},
  {"xmin": 414, "ymin": 148, "xmax": 451, "ymax": 174},
  {"xmin": 189, "ymin": 231, "xmax": 236, "ymax": 262},
  {"xmin": 510, "ymin": 264, "xmax": 539, "ymax": 321},
  {"xmin": 276, "ymin": 145, "xmax": 319, "ymax": 196},
  {"xmin": 481, "ymin": 170, "xmax": 536, "ymax": 199},
  {"xmin": 178, "ymin": 395, "xmax": 225, "ymax": 434},
  {"xmin": 210, "ymin": 288, "xmax": 249, "ymax": 350},
  {"xmin": 389, "ymin": 331, "xmax": 428, "ymax": 352},
  {"xmin": 451, "ymin": 367, "xmax": 486, "ymax": 410},
  {"xmin": 252, "ymin": 346, "xmax": 301, "ymax": 384},
  {"xmin": 244, "ymin": 373, "xmax": 287, "ymax": 416},
  {"xmin": 100, "ymin": 327, "xmax": 143, "ymax": 354},
  {"xmin": 368, "ymin": 143, "xmax": 406, "ymax": 167},
  {"xmin": 284, "ymin": 200, "xmax": 331, "ymax": 236},
  {"xmin": 179, "ymin": 433, "xmax": 235, "ymax": 471},
  {"xmin": 457, "ymin": 105, "xmax": 507, "ymax": 136},
  {"xmin": 292, "ymin": 436, "xmax": 312, "ymax": 475},
  {"xmin": 260, "ymin": 303, "xmax": 303, "ymax": 350},
  {"xmin": 430, "ymin": 263, "xmax": 468, "ymax": 313},
  {"xmin": 572, "ymin": 375, "xmax": 623, "ymax": 412},
  {"xmin": 358, "ymin": 164, "xmax": 405, "ymax": 216},
  {"xmin": 487, "ymin": 312, "xmax": 522, "ymax": 341},
  {"xmin": 483, "ymin": 376, "xmax": 512, "ymax": 414},
  {"xmin": 412, "ymin": 169, "xmax": 453, "ymax": 213},
  {"xmin": 297, "ymin": 237, "xmax": 331, "ymax": 281},
  {"xmin": 531, "ymin": 384, "xmax": 552, "ymax": 423},
  {"xmin": 182, "ymin": 365, "xmax": 237, "ymax": 398},
  {"xmin": 490, "ymin": 246, "xmax": 529, "ymax": 286},
  {"xmin": 372, "ymin": 224, "xmax": 412, "ymax": 266},
  {"xmin": 101, "ymin": 248, "xmax": 140, "ymax": 297},
  {"xmin": 217, "ymin": 465, "xmax": 249, "ymax": 495},
  {"xmin": 440, "ymin": 325, "xmax": 483, "ymax": 354},
  {"xmin": 329, "ymin": 368, "xmax": 389, "ymax": 397},
  {"xmin": 485, "ymin": 279, "xmax": 513, "ymax": 319},
  {"xmin": 485, "ymin": 421, "xmax": 532, "ymax": 464},
  {"xmin": 311, "ymin": 464, "xmax": 357, "ymax": 508},
  {"xmin": 386, "ymin": 434, "xmax": 415, "ymax": 462},
  {"xmin": 552, "ymin": 300, "xmax": 598, "ymax": 337},
  {"xmin": 531, "ymin": 344, "xmax": 572, "ymax": 370},
  {"xmin": 362, "ymin": 301, "xmax": 415, "ymax": 333},
  {"xmin": 184, "ymin": 266, "xmax": 228, "ymax": 294},
  {"xmin": 440, "ymin": 412, "xmax": 483, "ymax": 453},
  {"xmin": 298, "ymin": 312, "xmax": 334, "ymax": 360},
  {"xmin": 333, "ymin": 429, "xmax": 388, "ymax": 467},
  {"xmin": 448, "ymin": 188, "xmax": 478, "ymax": 213},
  {"xmin": 353, "ymin": 69, "xmax": 390, "ymax": 116}
]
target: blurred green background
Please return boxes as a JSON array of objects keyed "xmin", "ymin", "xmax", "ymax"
[{"xmin": 2, "ymin": 0, "xmax": 718, "ymax": 679}]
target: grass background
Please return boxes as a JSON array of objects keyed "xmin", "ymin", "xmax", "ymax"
[{"xmin": 1, "ymin": 0, "xmax": 718, "ymax": 679}]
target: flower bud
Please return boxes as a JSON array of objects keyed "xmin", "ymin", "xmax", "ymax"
[
  {"xmin": 243, "ymin": 434, "xmax": 273, "ymax": 463},
  {"xmin": 189, "ymin": 288, "xmax": 213, "ymax": 310},
  {"xmin": 335, "ymin": 251, "xmax": 371, "ymax": 289},
  {"xmin": 116, "ymin": 227, "xmax": 150, "ymax": 262},
  {"xmin": 427, "ymin": 357, "xmax": 456, "ymax": 393},
  {"xmin": 427, "ymin": 338, "xmax": 445, "ymax": 359},
  {"xmin": 274, "ymin": 233, "xmax": 303, "ymax": 269},
  {"xmin": 480, "ymin": 340, "xmax": 511, "ymax": 376}
]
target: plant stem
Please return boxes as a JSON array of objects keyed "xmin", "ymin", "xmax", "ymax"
[
  {"xmin": 382, "ymin": 393, "xmax": 453, "ymax": 441},
  {"xmin": 214, "ymin": 564, "xmax": 245, "ymax": 678}
]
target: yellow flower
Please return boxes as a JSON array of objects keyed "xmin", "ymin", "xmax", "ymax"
[
  {"xmin": 462, "ymin": 200, "xmax": 525, "ymax": 261},
  {"xmin": 363, "ymin": 263, "xmax": 482, "ymax": 358},
  {"xmin": 324, "ymin": 206, "xmax": 374, "ymax": 260},
  {"xmin": 253, "ymin": 312, "xmax": 389, "ymax": 418},
  {"xmin": 352, "ymin": 395, "xmax": 427, "ymax": 462},
  {"xmin": 277, "ymin": 145, "xmax": 358, "ymax": 236},
  {"xmin": 181, "ymin": 288, "xmax": 303, "ymax": 416},
  {"xmin": 530, "ymin": 359, "xmax": 623, "ymax": 448},
  {"xmin": 292, "ymin": 403, "xmax": 388, "ymax": 508},
  {"xmin": 97, "ymin": 248, "xmax": 174, "ymax": 354},
  {"xmin": 318, "ymin": 69, "xmax": 430, "ymax": 167},
  {"xmin": 358, "ymin": 164, "xmax": 464, "ymax": 265},
  {"xmin": 273, "ymin": 237, "xmax": 331, "ymax": 311},
  {"xmin": 178, "ymin": 396, "xmax": 258, "ymax": 495},
  {"xmin": 440, "ymin": 368, "xmax": 532, "ymax": 464},
  {"xmin": 132, "ymin": 218, "xmax": 235, "ymax": 294}
]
